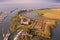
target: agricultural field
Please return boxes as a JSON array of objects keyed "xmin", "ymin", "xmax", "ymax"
[{"xmin": 33, "ymin": 8, "xmax": 60, "ymax": 20}]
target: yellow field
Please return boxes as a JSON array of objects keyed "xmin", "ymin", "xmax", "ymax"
[{"xmin": 33, "ymin": 8, "xmax": 60, "ymax": 20}]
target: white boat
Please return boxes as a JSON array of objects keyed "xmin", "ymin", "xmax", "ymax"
[
  {"xmin": 3, "ymin": 33, "xmax": 5, "ymax": 37},
  {"xmin": 14, "ymin": 30, "xmax": 23, "ymax": 40},
  {"xmin": 3, "ymin": 33, "xmax": 10, "ymax": 40}
]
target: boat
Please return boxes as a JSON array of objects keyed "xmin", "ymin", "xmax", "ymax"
[
  {"xmin": 13, "ymin": 30, "xmax": 23, "ymax": 40},
  {"xmin": 3, "ymin": 32, "xmax": 10, "ymax": 40}
]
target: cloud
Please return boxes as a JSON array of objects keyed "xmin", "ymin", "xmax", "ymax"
[
  {"xmin": 0, "ymin": 0, "xmax": 60, "ymax": 4},
  {"xmin": 54, "ymin": 0, "xmax": 60, "ymax": 3},
  {"xmin": 0, "ymin": 0, "xmax": 9, "ymax": 2},
  {"xmin": 0, "ymin": 0, "xmax": 56, "ymax": 3}
]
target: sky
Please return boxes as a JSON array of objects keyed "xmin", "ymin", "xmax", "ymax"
[{"xmin": 0, "ymin": 0, "xmax": 60, "ymax": 4}]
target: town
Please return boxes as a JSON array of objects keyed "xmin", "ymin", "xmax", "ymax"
[{"xmin": 0, "ymin": 8, "xmax": 60, "ymax": 40}]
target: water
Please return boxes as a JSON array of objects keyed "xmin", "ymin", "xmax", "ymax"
[
  {"xmin": 0, "ymin": 4, "xmax": 60, "ymax": 40},
  {"xmin": 0, "ymin": 11, "xmax": 17, "ymax": 40},
  {"xmin": 21, "ymin": 12, "xmax": 38, "ymax": 19},
  {"xmin": 52, "ymin": 20, "xmax": 60, "ymax": 40}
]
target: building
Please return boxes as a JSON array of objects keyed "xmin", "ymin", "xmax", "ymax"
[{"xmin": 19, "ymin": 16, "xmax": 30, "ymax": 25}]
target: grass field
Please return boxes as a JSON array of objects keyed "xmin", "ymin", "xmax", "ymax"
[{"xmin": 33, "ymin": 8, "xmax": 60, "ymax": 20}]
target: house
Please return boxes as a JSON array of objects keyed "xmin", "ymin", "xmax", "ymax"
[{"xmin": 20, "ymin": 18, "xmax": 30, "ymax": 25}]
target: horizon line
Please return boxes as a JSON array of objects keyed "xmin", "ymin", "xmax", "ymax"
[{"xmin": 0, "ymin": 2, "xmax": 60, "ymax": 5}]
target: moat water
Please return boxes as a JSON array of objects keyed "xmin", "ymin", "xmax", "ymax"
[{"xmin": 0, "ymin": 4, "xmax": 60, "ymax": 40}]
